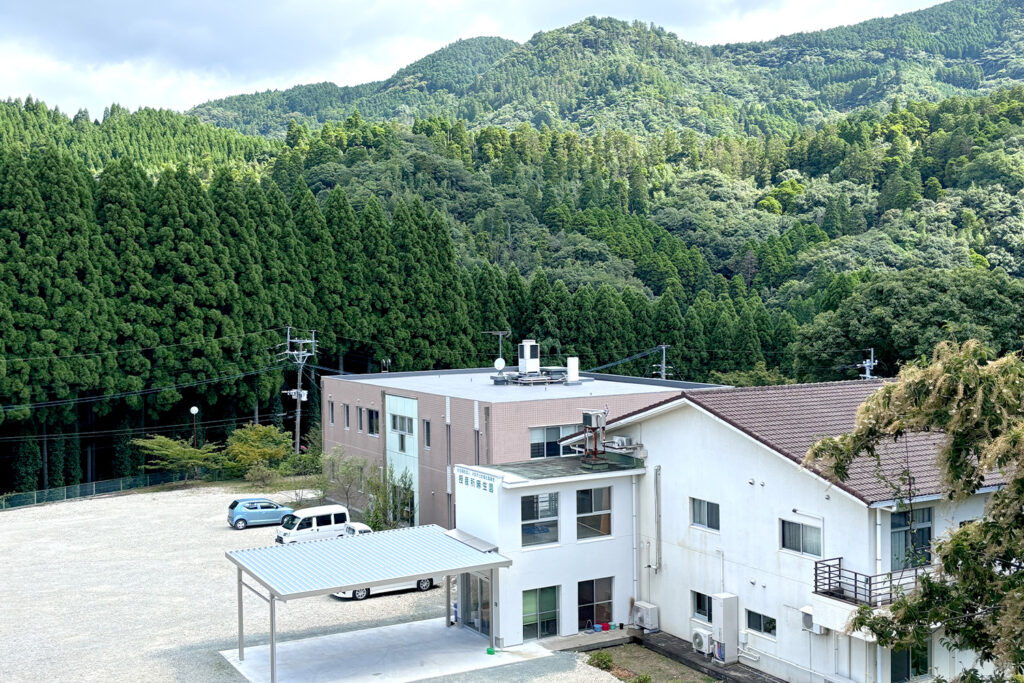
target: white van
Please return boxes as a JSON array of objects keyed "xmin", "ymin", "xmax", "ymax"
[{"xmin": 275, "ymin": 504, "xmax": 350, "ymax": 544}]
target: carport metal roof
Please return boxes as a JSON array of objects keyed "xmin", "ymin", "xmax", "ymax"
[{"xmin": 226, "ymin": 524, "xmax": 511, "ymax": 683}]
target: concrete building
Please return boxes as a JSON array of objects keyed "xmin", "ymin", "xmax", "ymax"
[
  {"xmin": 320, "ymin": 340, "xmax": 715, "ymax": 527},
  {"xmin": 453, "ymin": 456, "xmax": 643, "ymax": 647},
  {"xmin": 558, "ymin": 380, "xmax": 1005, "ymax": 683}
]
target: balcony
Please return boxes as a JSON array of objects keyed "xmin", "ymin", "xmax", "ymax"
[{"xmin": 814, "ymin": 557, "xmax": 932, "ymax": 607}]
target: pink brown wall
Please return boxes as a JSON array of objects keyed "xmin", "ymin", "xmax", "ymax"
[{"xmin": 321, "ymin": 375, "xmax": 678, "ymax": 527}]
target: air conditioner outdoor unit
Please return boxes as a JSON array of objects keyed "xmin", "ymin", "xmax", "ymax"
[
  {"xmin": 582, "ymin": 410, "xmax": 606, "ymax": 429},
  {"xmin": 801, "ymin": 606, "xmax": 829, "ymax": 635},
  {"xmin": 609, "ymin": 436, "xmax": 633, "ymax": 448},
  {"xmin": 691, "ymin": 627, "xmax": 713, "ymax": 655},
  {"xmin": 633, "ymin": 601, "xmax": 659, "ymax": 631}
]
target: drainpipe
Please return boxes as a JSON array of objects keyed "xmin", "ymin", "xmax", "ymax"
[
  {"xmin": 875, "ymin": 508, "xmax": 883, "ymax": 574},
  {"xmin": 632, "ymin": 475, "xmax": 640, "ymax": 609},
  {"xmin": 653, "ymin": 465, "xmax": 662, "ymax": 573}
]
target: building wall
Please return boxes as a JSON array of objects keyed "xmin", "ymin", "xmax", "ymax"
[
  {"xmin": 322, "ymin": 374, "xmax": 676, "ymax": 526},
  {"xmin": 384, "ymin": 394, "xmax": 419, "ymax": 524},
  {"xmin": 487, "ymin": 392, "xmax": 678, "ymax": 463},
  {"xmin": 610, "ymin": 404, "xmax": 994, "ymax": 683},
  {"xmin": 455, "ymin": 466, "xmax": 638, "ymax": 648}
]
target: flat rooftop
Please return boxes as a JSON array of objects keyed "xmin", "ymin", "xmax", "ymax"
[
  {"xmin": 477, "ymin": 455, "xmax": 644, "ymax": 482},
  {"xmin": 330, "ymin": 368, "xmax": 716, "ymax": 403}
]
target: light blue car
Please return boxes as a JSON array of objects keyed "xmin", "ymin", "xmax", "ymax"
[{"xmin": 228, "ymin": 498, "xmax": 294, "ymax": 530}]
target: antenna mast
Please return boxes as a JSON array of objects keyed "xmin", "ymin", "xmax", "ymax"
[
  {"xmin": 857, "ymin": 348, "xmax": 877, "ymax": 379},
  {"xmin": 482, "ymin": 330, "xmax": 512, "ymax": 359},
  {"xmin": 279, "ymin": 326, "xmax": 317, "ymax": 453}
]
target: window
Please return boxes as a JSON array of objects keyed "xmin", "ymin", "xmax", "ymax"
[
  {"xmin": 577, "ymin": 487, "xmax": 611, "ymax": 539},
  {"xmin": 329, "ymin": 400, "xmax": 335, "ymax": 426},
  {"xmin": 891, "ymin": 644, "xmax": 929, "ymax": 683},
  {"xmin": 367, "ymin": 409, "xmax": 380, "ymax": 436},
  {"xmin": 423, "ymin": 420, "xmax": 431, "ymax": 449},
  {"xmin": 522, "ymin": 586, "xmax": 559, "ymax": 640},
  {"xmin": 344, "ymin": 404, "xmax": 350, "ymax": 429},
  {"xmin": 781, "ymin": 520, "xmax": 822, "ymax": 557},
  {"xmin": 521, "ymin": 493, "xmax": 559, "ymax": 546},
  {"xmin": 357, "ymin": 407, "xmax": 363, "ymax": 432},
  {"xmin": 578, "ymin": 578, "xmax": 613, "ymax": 629},
  {"xmin": 746, "ymin": 610, "xmax": 777, "ymax": 637},
  {"xmin": 693, "ymin": 591, "xmax": 713, "ymax": 622},
  {"xmin": 391, "ymin": 414, "xmax": 412, "ymax": 452},
  {"xmin": 530, "ymin": 424, "xmax": 583, "ymax": 458},
  {"xmin": 391, "ymin": 415, "xmax": 413, "ymax": 433},
  {"xmin": 315, "ymin": 514, "xmax": 332, "ymax": 528},
  {"xmin": 690, "ymin": 498, "xmax": 720, "ymax": 531},
  {"xmin": 332, "ymin": 512, "xmax": 347, "ymax": 524},
  {"xmin": 891, "ymin": 507, "xmax": 933, "ymax": 570}
]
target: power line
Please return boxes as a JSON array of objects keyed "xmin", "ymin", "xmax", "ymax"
[
  {"xmin": 0, "ymin": 411, "xmax": 299, "ymax": 444},
  {"xmin": 0, "ymin": 364, "xmax": 285, "ymax": 413},
  {"xmin": 0, "ymin": 327, "xmax": 287, "ymax": 365}
]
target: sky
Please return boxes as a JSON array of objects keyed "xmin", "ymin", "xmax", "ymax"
[{"xmin": 0, "ymin": 0, "xmax": 944, "ymax": 117}]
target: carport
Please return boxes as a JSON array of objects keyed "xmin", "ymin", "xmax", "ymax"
[{"xmin": 225, "ymin": 524, "xmax": 511, "ymax": 683}]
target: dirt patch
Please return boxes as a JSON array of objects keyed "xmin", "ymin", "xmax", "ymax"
[{"xmin": 592, "ymin": 643, "xmax": 715, "ymax": 683}]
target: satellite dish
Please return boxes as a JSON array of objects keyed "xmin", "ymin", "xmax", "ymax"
[{"xmin": 494, "ymin": 357, "xmax": 506, "ymax": 372}]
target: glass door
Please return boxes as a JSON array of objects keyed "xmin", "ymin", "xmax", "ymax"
[{"xmin": 461, "ymin": 573, "xmax": 490, "ymax": 637}]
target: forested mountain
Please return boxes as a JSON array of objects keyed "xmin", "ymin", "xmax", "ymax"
[
  {"xmin": 0, "ymin": 99, "xmax": 278, "ymax": 173},
  {"xmin": 189, "ymin": 37, "xmax": 519, "ymax": 137},
  {"xmin": 6, "ymin": 79, "xmax": 1024, "ymax": 494},
  {"xmin": 7, "ymin": 2, "xmax": 1024, "ymax": 495},
  {"xmin": 190, "ymin": 0, "xmax": 1024, "ymax": 137}
]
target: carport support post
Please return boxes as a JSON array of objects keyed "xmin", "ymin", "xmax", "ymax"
[
  {"xmin": 489, "ymin": 567, "xmax": 496, "ymax": 651},
  {"xmin": 237, "ymin": 568, "xmax": 244, "ymax": 661},
  {"xmin": 445, "ymin": 575, "xmax": 452, "ymax": 627},
  {"xmin": 270, "ymin": 596, "xmax": 277, "ymax": 683}
]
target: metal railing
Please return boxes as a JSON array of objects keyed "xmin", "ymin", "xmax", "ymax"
[
  {"xmin": 814, "ymin": 557, "xmax": 932, "ymax": 606},
  {"xmin": 0, "ymin": 472, "xmax": 187, "ymax": 511}
]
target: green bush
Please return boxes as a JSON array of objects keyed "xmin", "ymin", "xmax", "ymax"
[
  {"xmin": 588, "ymin": 651, "xmax": 613, "ymax": 670},
  {"xmin": 632, "ymin": 675, "xmax": 652, "ymax": 683},
  {"xmin": 281, "ymin": 452, "xmax": 322, "ymax": 476},
  {"xmin": 244, "ymin": 463, "xmax": 278, "ymax": 489}
]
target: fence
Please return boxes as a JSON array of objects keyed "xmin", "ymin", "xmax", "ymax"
[{"xmin": 0, "ymin": 472, "xmax": 187, "ymax": 511}]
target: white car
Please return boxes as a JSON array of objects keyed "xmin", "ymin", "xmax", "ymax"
[{"xmin": 330, "ymin": 524, "xmax": 439, "ymax": 600}]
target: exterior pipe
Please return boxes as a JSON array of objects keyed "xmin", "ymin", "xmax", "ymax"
[
  {"xmin": 653, "ymin": 465, "xmax": 662, "ymax": 573},
  {"xmin": 631, "ymin": 475, "xmax": 640, "ymax": 612}
]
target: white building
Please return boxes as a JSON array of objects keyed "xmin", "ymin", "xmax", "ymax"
[
  {"xmin": 564, "ymin": 380, "xmax": 1005, "ymax": 683},
  {"xmin": 453, "ymin": 455, "xmax": 643, "ymax": 648}
]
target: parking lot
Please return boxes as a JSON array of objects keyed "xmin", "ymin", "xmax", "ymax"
[
  {"xmin": 0, "ymin": 484, "xmax": 458, "ymax": 682},
  {"xmin": 0, "ymin": 483, "xmax": 608, "ymax": 682}
]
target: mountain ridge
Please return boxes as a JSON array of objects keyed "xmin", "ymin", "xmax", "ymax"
[{"xmin": 189, "ymin": 0, "xmax": 1024, "ymax": 138}]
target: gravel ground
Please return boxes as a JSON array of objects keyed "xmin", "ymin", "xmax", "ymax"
[{"xmin": 0, "ymin": 484, "xmax": 610, "ymax": 683}]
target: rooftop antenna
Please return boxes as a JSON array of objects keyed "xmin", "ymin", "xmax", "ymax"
[
  {"xmin": 857, "ymin": 348, "xmax": 877, "ymax": 379},
  {"xmin": 482, "ymin": 329, "xmax": 512, "ymax": 359}
]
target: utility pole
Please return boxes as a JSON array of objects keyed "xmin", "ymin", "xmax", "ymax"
[
  {"xmin": 658, "ymin": 344, "xmax": 670, "ymax": 380},
  {"xmin": 279, "ymin": 326, "xmax": 317, "ymax": 454},
  {"xmin": 857, "ymin": 348, "xmax": 877, "ymax": 379},
  {"xmin": 482, "ymin": 330, "xmax": 512, "ymax": 359}
]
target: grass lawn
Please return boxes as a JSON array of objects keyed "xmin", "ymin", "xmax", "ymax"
[{"xmin": 591, "ymin": 643, "xmax": 715, "ymax": 682}]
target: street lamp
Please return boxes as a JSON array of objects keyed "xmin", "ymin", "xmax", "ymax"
[{"xmin": 190, "ymin": 406, "xmax": 199, "ymax": 445}]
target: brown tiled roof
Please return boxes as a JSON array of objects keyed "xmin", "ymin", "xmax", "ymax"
[{"xmin": 678, "ymin": 380, "xmax": 1005, "ymax": 505}]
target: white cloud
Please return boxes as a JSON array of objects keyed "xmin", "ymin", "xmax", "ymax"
[{"xmin": 672, "ymin": 0, "xmax": 936, "ymax": 45}]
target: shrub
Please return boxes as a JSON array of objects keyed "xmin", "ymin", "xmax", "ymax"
[
  {"xmin": 632, "ymin": 675, "xmax": 652, "ymax": 683},
  {"xmin": 281, "ymin": 451, "xmax": 322, "ymax": 476},
  {"xmin": 588, "ymin": 651, "xmax": 613, "ymax": 670},
  {"xmin": 244, "ymin": 463, "xmax": 278, "ymax": 489}
]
